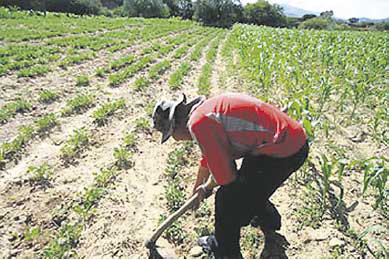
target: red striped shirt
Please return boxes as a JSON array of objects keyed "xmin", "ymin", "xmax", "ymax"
[{"xmin": 188, "ymin": 93, "xmax": 307, "ymax": 185}]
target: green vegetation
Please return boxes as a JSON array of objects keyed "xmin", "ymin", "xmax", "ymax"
[
  {"xmin": 113, "ymin": 146, "xmax": 133, "ymax": 169},
  {"xmin": 92, "ymin": 98, "xmax": 126, "ymax": 125},
  {"xmin": 35, "ymin": 113, "xmax": 58, "ymax": 135},
  {"xmin": 38, "ymin": 90, "xmax": 58, "ymax": 104},
  {"xmin": 27, "ymin": 162, "xmax": 53, "ymax": 183},
  {"xmin": 61, "ymin": 94, "xmax": 95, "ymax": 116},
  {"xmin": 0, "ymin": 114, "xmax": 57, "ymax": 166},
  {"xmin": 148, "ymin": 60, "xmax": 170, "ymax": 79},
  {"xmin": 168, "ymin": 62, "xmax": 191, "ymax": 89},
  {"xmin": 0, "ymin": 99, "xmax": 32, "ymax": 123},
  {"xmin": 76, "ymin": 74, "xmax": 90, "ymax": 87},
  {"xmin": 60, "ymin": 128, "xmax": 90, "ymax": 161},
  {"xmin": 133, "ymin": 76, "xmax": 150, "ymax": 91},
  {"xmin": 43, "ymin": 223, "xmax": 82, "ymax": 258}
]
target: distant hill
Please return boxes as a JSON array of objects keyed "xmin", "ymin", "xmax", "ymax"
[
  {"xmin": 358, "ymin": 17, "xmax": 389, "ymax": 23},
  {"xmin": 278, "ymin": 3, "xmax": 389, "ymax": 23},
  {"xmin": 278, "ymin": 4, "xmax": 319, "ymax": 18}
]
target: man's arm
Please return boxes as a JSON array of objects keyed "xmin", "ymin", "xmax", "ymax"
[{"xmin": 192, "ymin": 165, "xmax": 210, "ymax": 196}]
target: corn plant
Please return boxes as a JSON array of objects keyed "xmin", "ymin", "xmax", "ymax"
[{"xmin": 362, "ymin": 158, "xmax": 388, "ymax": 212}]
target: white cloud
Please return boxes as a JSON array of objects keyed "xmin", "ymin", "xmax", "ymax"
[{"xmin": 240, "ymin": 0, "xmax": 389, "ymax": 19}]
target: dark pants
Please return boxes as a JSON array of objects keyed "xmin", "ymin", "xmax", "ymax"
[{"xmin": 214, "ymin": 141, "xmax": 309, "ymax": 258}]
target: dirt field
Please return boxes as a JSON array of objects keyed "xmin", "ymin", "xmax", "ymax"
[{"xmin": 0, "ymin": 12, "xmax": 387, "ymax": 259}]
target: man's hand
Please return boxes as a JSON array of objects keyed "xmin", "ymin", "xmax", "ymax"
[{"xmin": 192, "ymin": 184, "xmax": 212, "ymax": 211}]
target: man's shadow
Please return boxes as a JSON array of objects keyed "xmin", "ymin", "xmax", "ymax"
[{"xmin": 259, "ymin": 231, "xmax": 290, "ymax": 259}]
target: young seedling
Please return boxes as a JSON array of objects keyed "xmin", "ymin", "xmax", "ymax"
[
  {"xmin": 61, "ymin": 94, "xmax": 95, "ymax": 116},
  {"xmin": 27, "ymin": 162, "xmax": 52, "ymax": 183},
  {"xmin": 133, "ymin": 76, "xmax": 150, "ymax": 91},
  {"xmin": 60, "ymin": 128, "xmax": 89, "ymax": 161},
  {"xmin": 113, "ymin": 146, "xmax": 133, "ymax": 169},
  {"xmin": 92, "ymin": 98, "xmax": 126, "ymax": 126},
  {"xmin": 35, "ymin": 113, "xmax": 58, "ymax": 136},
  {"xmin": 76, "ymin": 74, "xmax": 89, "ymax": 87},
  {"xmin": 38, "ymin": 90, "xmax": 58, "ymax": 104}
]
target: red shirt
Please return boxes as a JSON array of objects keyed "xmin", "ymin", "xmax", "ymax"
[{"xmin": 188, "ymin": 93, "xmax": 307, "ymax": 185}]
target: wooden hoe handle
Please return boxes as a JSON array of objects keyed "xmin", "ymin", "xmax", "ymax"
[{"xmin": 145, "ymin": 193, "xmax": 199, "ymax": 249}]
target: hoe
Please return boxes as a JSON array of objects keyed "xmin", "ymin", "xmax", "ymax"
[{"xmin": 145, "ymin": 193, "xmax": 200, "ymax": 258}]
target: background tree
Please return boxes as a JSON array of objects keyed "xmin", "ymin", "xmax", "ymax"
[
  {"xmin": 302, "ymin": 14, "xmax": 317, "ymax": 21},
  {"xmin": 123, "ymin": 0, "xmax": 169, "ymax": 18},
  {"xmin": 161, "ymin": 0, "xmax": 193, "ymax": 19},
  {"xmin": 320, "ymin": 10, "xmax": 334, "ymax": 18},
  {"xmin": 193, "ymin": 0, "xmax": 242, "ymax": 28},
  {"xmin": 243, "ymin": 0, "xmax": 286, "ymax": 27},
  {"xmin": 348, "ymin": 17, "xmax": 359, "ymax": 24}
]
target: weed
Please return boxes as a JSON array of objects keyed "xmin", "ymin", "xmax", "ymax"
[
  {"xmin": 293, "ymin": 183, "xmax": 325, "ymax": 230},
  {"xmin": 159, "ymin": 214, "xmax": 185, "ymax": 245},
  {"xmin": 165, "ymin": 180, "xmax": 186, "ymax": 212},
  {"xmin": 95, "ymin": 68, "xmax": 105, "ymax": 77}
]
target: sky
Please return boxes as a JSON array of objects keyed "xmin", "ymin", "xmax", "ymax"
[{"xmin": 240, "ymin": 0, "xmax": 389, "ymax": 19}]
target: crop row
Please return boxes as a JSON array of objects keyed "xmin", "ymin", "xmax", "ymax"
[
  {"xmin": 197, "ymin": 31, "xmax": 226, "ymax": 96},
  {"xmin": 0, "ymin": 29, "xmax": 210, "ymax": 129},
  {"xmin": 107, "ymin": 28, "xmax": 209, "ymax": 87},
  {"xmin": 168, "ymin": 31, "xmax": 220, "ymax": 90},
  {"xmin": 0, "ymin": 11, "xmax": 195, "ymax": 43},
  {"xmin": 0, "ymin": 20, "xmax": 197, "ymax": 78},
  {"xmin": 133, "ymin": 28, "xmax": 216, "ymax": 90}
]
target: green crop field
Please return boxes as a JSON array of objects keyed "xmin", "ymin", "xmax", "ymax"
[{"xmin": 0, "ymin": 8, "xmax": 387, "ymax": 259}]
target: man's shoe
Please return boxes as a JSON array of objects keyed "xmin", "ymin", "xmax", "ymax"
[{"xmin": 197, "ymin": 235, "xmax": 218, "ymax": 254}]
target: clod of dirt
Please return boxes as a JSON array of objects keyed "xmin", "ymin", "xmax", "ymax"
[
  {"xmin": 329, "ymin": 237, "xmax": 345, "ymax": 248},
  {"xmin": 189, "ymin": 246, "xmax": 203, "ymax": 257}
]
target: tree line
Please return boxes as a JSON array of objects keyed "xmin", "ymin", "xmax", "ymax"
[
  {"xmin": 1, "ymin": 0, "xmax": 388, "ymax": 30},
  {"xmin": 0, "ymin": 0, "xmax": 289, "ymax": 28}
]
